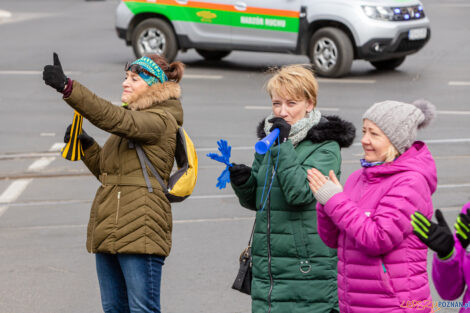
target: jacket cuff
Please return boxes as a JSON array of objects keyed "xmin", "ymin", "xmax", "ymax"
[
  {"xmin": 62, "ymin": 78, "xmax": 73, "ymax": 98},
  {"xmin": 314, "ymin": 180, "xmax": 343, "ymax": 205},
  {"xmin": 436, "ymin": 248, "xmax": 456, "ymax": 262},
  {"xmin": 231, "ymin": 173, "xmax": 255, "ymax": 190}
]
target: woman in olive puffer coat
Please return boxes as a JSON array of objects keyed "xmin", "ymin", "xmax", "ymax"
[{"xmin": 43, "ymin": 53, "xmax": 184, "ymax": 313}]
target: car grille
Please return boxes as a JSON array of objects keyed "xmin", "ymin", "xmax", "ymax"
[{"xmin": 392, "ymin": 6, "xmax": 425, "ymax": 21}]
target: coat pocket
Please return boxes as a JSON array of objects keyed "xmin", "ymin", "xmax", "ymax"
[
  {"xmin": 289, "ymin": 216, "xmax": 312, "ymax": 275},
  {"xmin": 379, "ymin": 262, "xmax": 395, "ymax": 296}
]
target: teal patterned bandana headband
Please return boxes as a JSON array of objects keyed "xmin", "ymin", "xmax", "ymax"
[{"xmin": 128, "ymin": 56, "xmax": 168, "ymax": 86}]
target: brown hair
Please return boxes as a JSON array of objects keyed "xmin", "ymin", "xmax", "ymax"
[
  {"xmin": 266, "ymin": 65, "xmax": 319, "ymax": 107},
  {"xmin": 146, "ymin": 54, "xmax": 185, "ymax": 83}
]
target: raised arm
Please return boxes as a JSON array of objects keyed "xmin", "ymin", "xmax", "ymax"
[{"xmin": 64, "ymin": 81, "xmax": 172, "ymax": 143}]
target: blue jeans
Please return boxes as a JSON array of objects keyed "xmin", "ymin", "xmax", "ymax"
[{"xmin": 95, "ymin": 253, "xmax": 165, "ymax": 313}]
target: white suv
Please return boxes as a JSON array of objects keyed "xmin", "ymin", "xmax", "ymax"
[{"xmin": 115, "ymin": 0, "xmax": 430, "ymax": 77}]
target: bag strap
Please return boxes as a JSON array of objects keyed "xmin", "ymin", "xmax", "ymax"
[
  {"xmin": 130, "ymin": 110, "xmax": 179, "ymax": 194},
  {"xmin": 248, "ymin": 218, "xmax": 256, "ymax": 247},
  {"xmin": 134, "ymin": 143, "xmax": 168, "ymax": 194}
]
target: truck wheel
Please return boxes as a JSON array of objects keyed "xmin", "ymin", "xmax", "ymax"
[
  {"xmin": 132, "ymin": 18, "xmax": 178, "ymax": 62},
  {"xmin": 196, "ymin": 49, "xmax": 231, "ymax": 61},
  {"xmin": 309, "ymin": 27, "xmax": 353, "ymax": 78},
  {"xmin": 370, "ymin": 57, "xmax": 406, "ymax": 71}
]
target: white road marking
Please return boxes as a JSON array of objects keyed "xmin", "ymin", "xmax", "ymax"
[
  {"xmin": 0, "ymin": 71, "xmax": 78, "ymax": 75},
  {"xmin": 437, "ymin": 183, "xmax": 470, "ymax": 189},
  {"xmin": 49, "ymin": 142, "xmax": 65, "ymax": 152},
  {"xmin": 184, "ymin": 74, "xmax": 223, "ymax": 79},
  {"xmin": 174, "ymin": 216, "xmax": 253, "ymax": 224},
  {"xmin": 0, "ymin": 143, "xmax": 58, "ymax": 217},
  {"xmin": 244, "ymin": 107, "xmax": 469, "ymax": 115},
  {"xmin": 449, "ymin": 81, "xmax": 470, "ymax": 86},
  {"xmin": 27, "ymin": 157, "xmax": 56, "ymax": 172},
  {"xmin": 7, "ymin": 199, "xmax": 91, "ymax": 207},
  {"xmin": 437, "ymin": 110, "xmax": 470, "ymax": 115},
  {"xmin": 6, "ymin": 204, "xmax": 470, "ymax": 230},
  {"xmin": 0, "ymin": 12, "xmax": 53, "ymax": 25},
  {"xmin": 425, "ymin": 138, "xmax": 470, "ymax": 144},
  {"xmin": 199, "ymin": 137, "xmax": 470, "ymax": 151},
  {"xmin": 197, "ymin": 146, "xmax": 252, "ymax": 152},
  {"xmin": 0, "ymin": 151, "xmax": 58, "ymax": 160},
  {"xmin": 0, "ymin": 72, "xmax": 215, "ymax": 78},
  {"xmin": 317, "ymin": 78, "xmax": 376, "ymax": 84},
  {"xmin": 40, "ymin": 132, "xmax": 56, "ymax": 137},
  {"xmin": 1, "ymin": 216, "xmax": 256, "ymax": 231},
  {"xmin": 189, "ymin": 194, "xmax": 236, "ymax": 200},
  {"xmin": 352, "ymin": 138, "xmax": 470, "ymax": 146},
  {"xmin": 345, "ymin": 154, "xmax": 470, "ymax": 163},
  {"xmin": 0, "ymin": 10, "xmax": 12, "ymax": 18},
  {"xmin": 441, "ymin": 206, "xmax": 464, "ymax": 211},
  {"xmin": 244, "ymin": 106, "xmax": 339, "ymax": 112},
  {"xmin": 2, "ymin": 138, "xmax": 470, "ymax": 159},
  {"xmin": 0, "ymin": 179, "xmax": 33, "ymax": 216}
]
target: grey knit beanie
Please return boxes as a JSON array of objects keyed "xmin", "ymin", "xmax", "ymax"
[{"xmin": 363, "ymin": 99, "xmax": 436, "ymax": 154}]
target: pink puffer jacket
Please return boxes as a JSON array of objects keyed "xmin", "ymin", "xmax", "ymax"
[
  {"xmin": 432, "ymin": 202, "xmax": 470, "ymax": 312},
  {"xmin": 317, "ymin": 141, "xmax": 437, "ymax": 313}
]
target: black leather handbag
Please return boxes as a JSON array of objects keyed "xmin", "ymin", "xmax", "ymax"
[{"xmin": 232, "ymin": 221, "xmax": 255, "ymax": 295}]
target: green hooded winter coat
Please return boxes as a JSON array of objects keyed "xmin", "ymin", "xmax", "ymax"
[
  {"xmin": 64, "ymin": 80, "xmax": 183, "ymax": 256},
  {"xmin": 232, "ymin": 116, "xmax": 355, "ymax": 313}
]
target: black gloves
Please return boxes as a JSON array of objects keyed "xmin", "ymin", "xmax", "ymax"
[
  {"xmin": 268, "ymin": 117, "xmax": 291, "ymax": 144},
  {"xmin": 64, "ymin": 124, "xmax": 95, "ymax": 150},
  {"xmin": 229, "ymin": 163, "xmax": 252, "ymax": 186},
  {"xmin": 412, "ymin": 209, "xmax": 455, "ymax": 259},
  {"xmin": 43, "ymin": 52, "xmax": 68, "ymax": 92},
  {"xmin": 455, "ymin": 209, "xmax": 470, "ymax": 249}
]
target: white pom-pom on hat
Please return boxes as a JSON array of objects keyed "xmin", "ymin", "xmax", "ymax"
[{"xmin": 412, "ymin": 99, "xmax": 436, "ymax": 129}]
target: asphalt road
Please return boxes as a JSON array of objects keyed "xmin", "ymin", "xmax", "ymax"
[{"xmin": 0, "ymin": 0, "xmax": 469, "ymax": 312}]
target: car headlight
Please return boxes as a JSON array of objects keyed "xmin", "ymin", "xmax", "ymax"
[
  {"xmin": 362, "ymin": 5, "xmax": 426, "ymax": 21},
  {"xmin": 362, "ymin": 5, "xmax": 395, "ymax": 21}
]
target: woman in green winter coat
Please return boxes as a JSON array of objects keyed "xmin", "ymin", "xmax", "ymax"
[{"xmin": 229, "ymin": 65, "xmax": 355, "ymax": 313}]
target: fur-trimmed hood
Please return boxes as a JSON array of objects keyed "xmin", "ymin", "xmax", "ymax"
[
  {"xmin": 257, "ymin": 115, "xmax": 356, "ymax": 148},
  {"xmin": 127, "ymin": 81, "xmax": 183, "ymax": 126}
]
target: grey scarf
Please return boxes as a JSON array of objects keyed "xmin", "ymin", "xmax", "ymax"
[{"xmin": 264, "ymin": 109, "xmax": 322, "ymax": 147}]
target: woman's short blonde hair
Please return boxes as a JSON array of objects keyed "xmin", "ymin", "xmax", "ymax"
[
  {"xmin": 383, "ymin": 144, "xmax": 400, "ymax": 163},
  {"xmin": 266, "ymin": 65, "xmax": 319, "ymax": 107}
]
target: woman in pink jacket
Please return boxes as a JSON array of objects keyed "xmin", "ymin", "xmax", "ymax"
[
  {"xmin": 412, "ymin": 202, "xmax": 470, "ymax": 312},
  {"xmin": 308, "ymin": 100, "xmax": 437, "ymax": 313}
]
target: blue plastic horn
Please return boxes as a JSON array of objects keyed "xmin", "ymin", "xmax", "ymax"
[{"xmin": 255, "ymin": 128, "xmax": 280, "ymax": 154}]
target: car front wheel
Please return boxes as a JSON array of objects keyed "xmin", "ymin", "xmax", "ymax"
[
  {"xmin": 131, "ymin": 18, "xmax": 178, "ymax": 62},
  {"xmin": 309, "ymin": 27, "xmax": 353, "ymax": 78}
]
